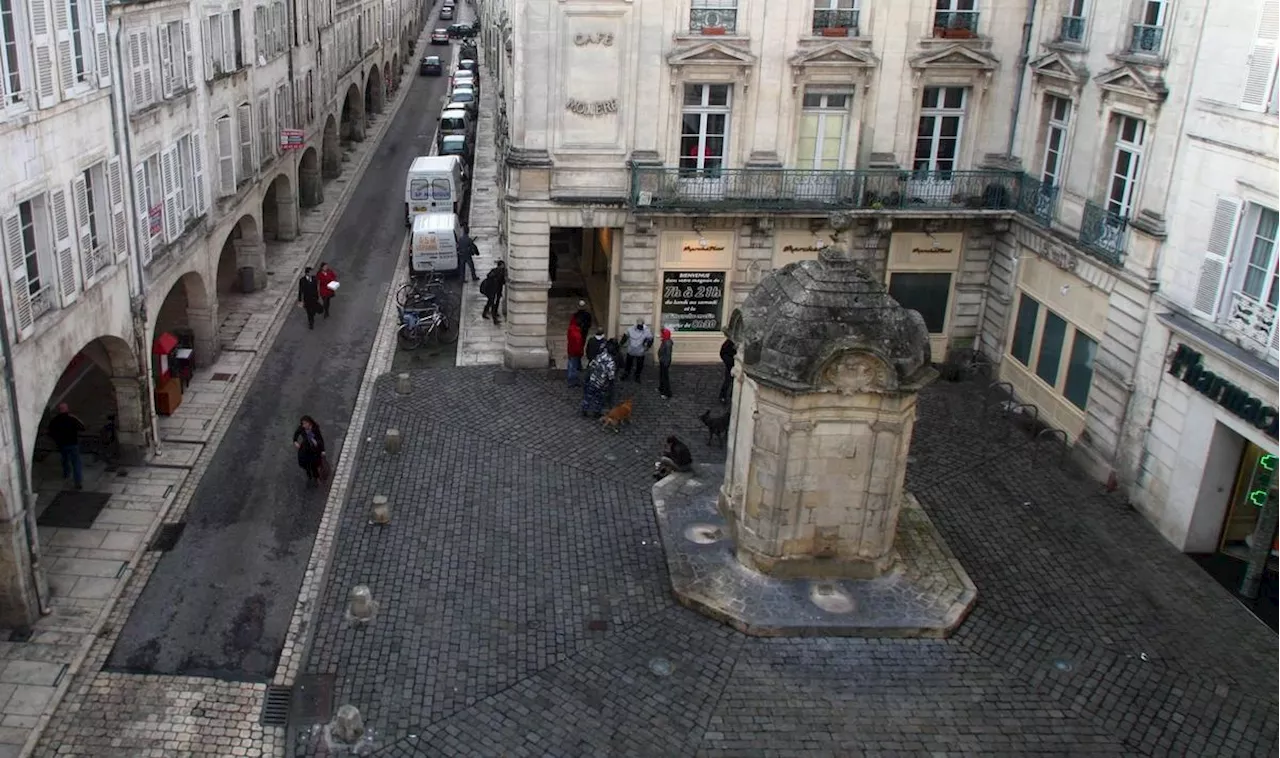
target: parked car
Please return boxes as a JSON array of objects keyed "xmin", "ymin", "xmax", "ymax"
[
  {"xmin": 456, "ymin": 58, "xmax": 477, "ymax": 74},
  {"xmin": 419, "ymin": 55, "xmax": 442, "ymax": 75},
  {"xmin": 446, "ymin": 87, "xmax": 477, "ymax": 114},
  {"xmin": 459, "ymin": 42, "xmax": 478, "ymax": 60},
  {"xmin": 438, "ymin": 134, "xmax": 473, "ymax": 166},
  {"xmin": 439, "ymin": 5, "xmax": 454, "ymax": 19},
  {"xmin": 447, "ymin": 22, "xmax": 474, "ymax": 38},
  {"xmin": 430, "ymin": 28, "xmax": 449, "ymax": 44},
  {"xmin": 438, "ymin": 108, "xmax": 473, "ymax": 143},
  {"xmin": 451, "ymin": 71, "xmax": 477, "ymax": 94}
]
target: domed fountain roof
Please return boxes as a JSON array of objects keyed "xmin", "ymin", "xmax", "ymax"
[{"xmin": 726, "ymin": 246, "xmax": 932, "ymax": 392}]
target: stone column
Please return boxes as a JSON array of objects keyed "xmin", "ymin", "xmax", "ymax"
[
  {"xmin": 301, "ymin": 162, "xmax": 324, "ymax": 206},
  {"xmin": 186, "ymin": 305, "xmax": 220, "ymax": 366},
  {"xmin": 275, "ymin": 189, "xmax": 299, "ymax": 241},
  {"xmin": 503, "ymin": 208, "xmax": 550, "ymax": 369},
  {"xmin": 235, "ymin": 239, "xmax": 268, "ymax": 290},
  {"xmin": 0, "ymin": 493, "xmax": 40, "ymax": 628},
  {"xmin": 110, "ymin": 376, "xmax": 147, "ymax": 451}
]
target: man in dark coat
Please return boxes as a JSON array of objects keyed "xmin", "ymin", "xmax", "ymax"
[
  {"xmin": 571, "ymin": 300, "xmax": 592, "ymax": 336},
  {"xmin": 458, "ymin": 230, "xmax": 480, "ymax": 281},
  {"xmin": 47, "ymin": 403, "xmax": 87, "ymax": 489},
  {"xmin": 718, "ymin": 338, "xmax": 737, "ymax": 403},
  {"xmin": 297, "ymin": 267, "xmax": 321, "ymax": 329},
  {"xmin": 480, "ymin": 261, "xmax": 507, "ymax": 324}
]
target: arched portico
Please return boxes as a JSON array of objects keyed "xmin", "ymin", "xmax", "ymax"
[
  {"xmin": 322, "ymin": 115, "xmax": 341, "ymax": 179},
  {"xmin": 262, "ymin": 172, "xmax": 298, "ymax": 243},
  {"xmin": 366, "ymin": 66, "xmax": 385, "ymax": 116},
  {"xmin": 216, "ymin": 215, "xmax": 265, "ymax": 294},
  {"xmin": 299, "ymin": 147, "xmax": 323, "ymax": 207},
  {"xmin": 341, "ymin": 84, "xmax": 365, "ymax": 142},
  {"xmin": 152, "ymin": 271, "xmax": 217, "ymax": 372}
]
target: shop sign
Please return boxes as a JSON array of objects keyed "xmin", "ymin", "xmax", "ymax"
[
  {"xmin": 279, "ymin": 129, "xmax": 305, "ymax": 150},
  {"xmin": 565, "ymin": 98, "xmax": 618, "ymax": 116},
  {"xmin": 661, "ymin": 271, "xmax": 725, "ymax": 332},
  {"xmin": 1245, "ymin": 453, "xmax": 1277, "ymax": 508},
  {"xmin": 1168, "ymin": 344, "xmax": 1279, "ymax": 439},
  {"xmin": 1039, "ymin": 242, "xmax": 1078, "ymax": 273}
]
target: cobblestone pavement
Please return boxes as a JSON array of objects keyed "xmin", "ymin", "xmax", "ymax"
[{"xmin": 296, "ymin": 365, "xmax": 1278, "ymax": 757}]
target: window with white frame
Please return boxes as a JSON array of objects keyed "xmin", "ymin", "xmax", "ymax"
[
  {"xmin": 1, "ymin": 0, "xmax": 24, "ymax": 106},
  {"xmin": 73, "ymin": 163, "xmax": 107, "ymax": 277},
  {"xmin": 1040, "ymin": 95, "xmax": 1071, "ymax": 187},
  {"xmin": 913, "ymin": 86, "xmax": 965, "ymax": 174},
  {"xmin": 236, "ymin": 101, "xmax": 253, "ymax": 183},
  {"xmin": 254, "ymin": 3, "xmax": 285, "ymax": 62},
  {"xmin": 126, "ymin": 28, "xmax": 155, "ymax": 109},
  {"xmin": 1106, "ymin": 115, "xmax": 1144, "ymax": 218},
  {"xmin": 214, "ymin": 114, "xmax": 235, "ymax": 196},
  {"xmin": 1131, "ymin": 0, "xmax": 1166, "ymax": 54},
  {"xmin": 257, "ymin": 94, "xmax": 271, "ymax": 164},
  {"xmin": 1241, "ymin": 2, "xmax": 1280, "ymax": 113},
  {"xmin": 2, "ymin": 194, "xmax": 60, "ymax": 333},
  {"xmin": 1203, "ymin": 202, "xmax": 1280, "ymax": 353},
  {"xmin": 142, "ymin": 153, "xmax": 163, "ymax": 250},
  {"xmin": 679, "ymin": 84, "xmax": 731, "ymax": 175},
  {"xmin": 203, "ymin": 10, "xmax": 242, "ymax": 78},
  {"xmin": 689, "ymin": 0, "xmax": 737, "ymax": 34},
  {"xmin": 812, "ymin": 0, "xmax": 858, "ymax": 36},
  {"xmin": 1007, "ymin": 292, "xmax": 1098, "ymax": 411},
  {"xmin": 59, "ymin": 0, "xmax": 91, "ymax": 89},
  {"xmin": 934, "ymin": 0, "xmax": 978, "ymax": 37},
  {"xmin": 158, "ymin": 19, "xmax": 193, "ymax": 97},
  {"xmin": 796, "ymin": 89, "xmax": 850, "ymax": 171},
  {"xmin": 1060, "ymin": 0, "xmax": 1086, "ymax": 43}
]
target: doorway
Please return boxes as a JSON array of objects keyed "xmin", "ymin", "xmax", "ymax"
[{"xmin": 547, "ymin": 226, "xmax": 614, "ymax": 366}]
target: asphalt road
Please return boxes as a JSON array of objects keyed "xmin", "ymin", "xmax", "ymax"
[{"xmin": 104, "ymin": 28, "xmax": 459, "ymax": 680}]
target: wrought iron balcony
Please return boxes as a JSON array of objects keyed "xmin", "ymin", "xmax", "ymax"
[
  {"xmin": 1077, "ymin": 200, "xmax": 1127, "ymax": 266},
  {"xmin": 1129, "ymin": 24, "xmax": 1164, "ymax": 55},
  {"xmin": 1225, "ymin": 290, "xmax": 1279, "ymax": 355},
  {"xmin": 30, "ymin": 287, "xmax": 54, "ymax": 320},
  {"xmin": 1059, "ymin": 15, "xmax": 1085, "ymax": 43},
  {"xmin": 933, "ymin": 11, "xmax": 979, "ymax": 39},
  {"xmin": 688, "ymin": 4, "xmax": 738, "ymax": 34},
  {"xmin": 630, "ymin": 166, "xmax": 1061, "ymax": 218},
  {"xmin": 812, "ymin": 9, "xmax": 859, "ymax": 37}
]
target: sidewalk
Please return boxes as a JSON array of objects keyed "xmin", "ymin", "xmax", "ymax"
[
  {"xmin": 454, "ymin": 42, "xmax": 505, "ymax": 368},
  {"xmin": 13, "ymin": 34, "xmax": 431, "ymax": 758}
]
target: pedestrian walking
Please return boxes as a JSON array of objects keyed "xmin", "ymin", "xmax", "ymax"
[
  {"xmin": 480, "ymin": 260, "xmax": 507, "ymax": 325},
  {"xmin": 566, "ymin": 319, "xmax": 585, "ymax": 387},
  {"xmin": 316, "ymin": 262, "xmax": 339, "ymax": 319},
  {"xmin": 47, "ymin": 403, "xmax": 86, "ymax": 490},
  {"xmin": 604, "ymin": 338, "xmax": 622, "ymax": 407},
  {"xmin": 657, "ymin": 328, "xmax": 674, "ymax": 399},
  {"xmin": 580, "ymin": 342, "xmax": 617, "ymax": 417},
  {"xmin": 297, "ymin": 267, "xmax": 322, "ymax": 329},
  {"xmin": 293, "ymin": 415, "xmax": 326, "ymax": 485},
  {"xmin": 571, "ymin": 300, "xmax": 593, "ymax": 336},
  {"xmin": 620, "ymin": 318, "xmax": 654, "ymax": 382},
  {"xmin": 458, "ymin": 230, "xmax": 480, "ymax": 281},
  {"xmin": 718, "ymin": 337, "xmax": 737, "ymax": 403},
  {"xmin": 584, "ymin": 327, "xmax": 606, "ymax": 367}
]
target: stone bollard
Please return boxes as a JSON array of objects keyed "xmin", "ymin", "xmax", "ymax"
[
  {"xmin": 330, "ymin": 704, "xmax": 365, "ymax": 743},
  {"xmin": 345, "ymin": 585, "xmax": 379, "ymax": 625},
  {"xmin": 369, "ymin": 495, "xmax": 391, "ymax": 525},
  {"xmin": 395, "ymin": 373, "xmax": 411, "ymax": 394},
  {"xmin": 384, "ymin": 428, "xmax": 402, "ymax": 453}
]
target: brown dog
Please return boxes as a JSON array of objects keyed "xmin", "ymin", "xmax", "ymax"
[{"xmin": 600, "ymin": 398, "xmax": 633, "ymax": 432}]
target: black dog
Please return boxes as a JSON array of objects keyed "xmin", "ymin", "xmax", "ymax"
[{"xmin": 700, "ymin": 409, "xmax": 730, "ymax": 447}]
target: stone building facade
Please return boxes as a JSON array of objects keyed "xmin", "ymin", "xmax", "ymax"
[
  {"xmin": 0, "ymin": 0, "xmax": 425, "ymax": 624},
  {"xmin": 481, "ymin": 0, "xmax": 1278, "ymax": 560}
]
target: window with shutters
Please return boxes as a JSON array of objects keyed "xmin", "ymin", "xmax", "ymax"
[
  {"xmin": 236, "ymin": 102, "xmax": 253, "ymax": 182},
  {"xmin": 141, "ymin": 153, "xmax": 164, "ymax": 251},
  {"xmin": 61, "ymin": 0, "xmax": 91, "ymax": 88},
  {"xmin": 175, "ymin": 134, "xmax": 192, "ymax": 222},
  {"xmin": 214, "ymin": 114, "xmax": 235, "ymax": 196},
  {"xmin": 74, "ymin": 163, "xmax": 109, "ymax": 279},
  {"xmin": 1241, "ymin": 0, "xmax": 1279, "ymax": 113},
  {"xmin": 127, "ymin": 28, "xmax": 155, "ymax": 110},
  {"xmin": 1217, "ymin": 204, "xmax": 1280, "ymax": 356},
  {"xmin": 204, "ymin": 10, "xmax": 242, "ymax": 77},
  {"xmin": 8, "ymin": 197, "xmax": 54, "ymax": 322},
  {"xmin": 158, "ymin": 20, "xmax": 192, "ymax": 97},
  {"xmin": 0, "ymin": 0, "xmax": 27, "ymax": 109},
  {"xmin": 274, "ymin": 83, "xmax": 289, "ymax": 153},
  {"xmin": 257, "ymin": 94, "xmax": 271, "ymax": 165}
]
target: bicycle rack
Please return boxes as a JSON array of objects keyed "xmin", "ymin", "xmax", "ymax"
[
  {"xmin": 1031, "ymin": 427, "xmax": 1070, "ymax": 468},
  {"xmin": 982, "ymin": 381, "xmax": 1016, "ymax": 433}
]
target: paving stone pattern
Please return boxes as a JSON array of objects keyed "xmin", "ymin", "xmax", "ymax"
[{"xmin": 299, "ymin": 366, "xmax": 1278, "ymax": 757}]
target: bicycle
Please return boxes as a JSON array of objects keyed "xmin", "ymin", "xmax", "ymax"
[
  {"xmin": 397, "ymin": 305, "xmax": 459, "ymax": 349},
  {"xmin": 396, "ymin": 270, "xmax": 456, "ymax": 311}
]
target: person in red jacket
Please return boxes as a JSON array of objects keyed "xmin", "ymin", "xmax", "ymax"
[
  {"xmin": 316, "ymin": 262, "xmax": 338, "ymax": 319},
  {"xmin": 566, "ymin": 319, "xmax": 585, "ymax": 387}
]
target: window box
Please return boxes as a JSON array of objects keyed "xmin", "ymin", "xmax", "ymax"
[
  {"xmin": 821, "ymin": 26, "xmax": 850, "ymax": 37},
  {"xmin": 701, "ymin": 25, "xmax": 727, "ymax": 35}
]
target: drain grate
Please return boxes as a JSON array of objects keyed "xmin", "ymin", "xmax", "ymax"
[
  {"xmin": 260, "ymin": 685, "xmax": 293, "ymax": 726},
  {"xmin": 210, "ymin": 373, "xmax": 236, "ymax": 382},
  {"xmin": 148, "ymin": 523, "xmax": 186, "ymax": 552}
]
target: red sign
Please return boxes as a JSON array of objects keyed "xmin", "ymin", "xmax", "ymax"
[
  {"xmin": 148, "ymin": 205, "xmax": 163, "ymax": 235},
  {"xmin": 279, "ymin": 129, "xmax": 305, "ymax": 150}
]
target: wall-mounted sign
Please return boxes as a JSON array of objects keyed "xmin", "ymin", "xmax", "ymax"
[
  {"xmin": 661, "ymin": 271, "xmax": 725, "ymax": 332},
  {"xmin": 888, "ymin": 232, "xmax": 962, "ymax": 270},
  {"xmin": 565, "ymin": 98, "xmax": 618, "ymax": 116},
  {"xmin": 1168, "ymin": 343, "xmax": 1278, "ymax": 439},
  {"xmin": 573, "ymin": 32, "xmax": 614, "ymax": 46},
  {"xmin": 279, "ymin": 129, "xmax": 305, "ymax": 150},
  {"xmin": 1039, "ymin": 242, "xmax": 1078, "ymax": 273},
  {"xmin": 148, "ymin": 205, "xmax": 163, "ymax": 235}
]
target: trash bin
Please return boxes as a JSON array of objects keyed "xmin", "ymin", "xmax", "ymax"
[{"xmin": 238, "ymin": 266, "xmax": 256, "ymax": 293}]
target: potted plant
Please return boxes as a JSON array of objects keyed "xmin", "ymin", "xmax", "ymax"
[
  {"xmin": 821, "ymin": 26, "xmax": 849, "ymax": 37},
  {"xmin": 701, "ymin": 25, "xmax": 726, "ymax": 35}
]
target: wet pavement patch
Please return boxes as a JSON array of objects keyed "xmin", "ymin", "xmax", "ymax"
[
  {"xmin": 37, "ymin": 490, "xmax": 111, "ymax": 529},
  {"xmin": 147, "ymin": 523, "xmax": 186, "ymax": 552}
]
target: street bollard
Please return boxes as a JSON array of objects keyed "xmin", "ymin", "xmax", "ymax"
[
  {"xmin": 330, "ymin": 704, "xmax": 365, "ymax": 743},
  {"xmin": 370, "ymin": 495, "xmax": 391, "ymax": 525},
  {"xmin": 395, "ymin": 372, "xmax": 411, "ymax": 394},
  {"xmin": 345, "ymin": 585, "xmax": 379, "ymax": 625},
  {"xmin": 385, "ymin": 428, "xmax": 402, "ymax": 453}
]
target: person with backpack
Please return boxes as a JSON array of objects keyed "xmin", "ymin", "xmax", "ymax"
[{"xmin": 480, "ymin": 261, "xmax": 507, "ymax": 324}]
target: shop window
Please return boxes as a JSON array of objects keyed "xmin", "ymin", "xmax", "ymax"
[
  {"xmin": 888, "ymin": 272, "xmax": 950, "ymax": 333},
  {"xmin": 1006, "ymin": 290, "xmax": 1099, "ymax": 411}
]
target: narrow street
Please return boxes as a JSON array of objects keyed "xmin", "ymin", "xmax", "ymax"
[{"xmin": 104, "ymin": 40, "xmax": 458, "ymax": 680}]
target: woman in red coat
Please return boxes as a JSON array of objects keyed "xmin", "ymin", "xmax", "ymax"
[
  {"xmin": 316, "ymin": 262, "xmax": 338, "ymax": 319},
  {"xmin": 566, "ymin": 320, "xmax": 585, "ymax": 387}
]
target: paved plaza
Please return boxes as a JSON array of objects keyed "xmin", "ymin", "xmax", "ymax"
[{"xmin": 296, "ymin": 364, "xmax": 1278, "ymax": 757}]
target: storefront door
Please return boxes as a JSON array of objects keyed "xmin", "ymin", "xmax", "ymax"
[{"xmin": 1218, "ymin": 442, "xmax": 1278, "ymax": 563}]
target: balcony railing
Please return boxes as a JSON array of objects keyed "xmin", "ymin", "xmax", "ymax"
[
  {"xmin": 1059, "ymin": 15, "xmax": 1085, "ymax": 43},
  {"xmin": 689, "ymin": 4, "xmax": 738, "ymax": 34},
  {"xmin": 629, "ymin": 167, "xmax": 1060, "ymax": 215},
  {"xmin": 1078, "ymin": 200, "xmax": 1127, "ymax": 266},
  {"xmin": 1225, "ymin": 290, "xmax": 1279, "ymax": 355},
  {"xmin": 933, "ymin": 10, "xmax": 979, "ymax": 39},
  {"xmin": 30, "ymin": 287, "xmax": 54, "ymax": 320},
  {"xmin": 812, "ymin": 8, "xmax": 859, "ymax": 37},
  {"xmin": 1129, "ymin": 23, "xmax": 1164, "ymax": 55}
]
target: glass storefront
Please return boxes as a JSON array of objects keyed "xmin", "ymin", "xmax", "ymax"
[{"xmin": 1219, "ymin": 442, "xmax": 1279, "ymax": 563}]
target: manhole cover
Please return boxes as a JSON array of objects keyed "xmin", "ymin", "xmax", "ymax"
[
  {"xmin": 683, "ymin": 524, "xmax": 723, "ymax": 544},
  {"xmin": 648, "ymin": 658, "xmax": 673, "ymax": 677},
  {"xmin": 809, "ymin": 583, "xmax": 855, "ymax": 614}
]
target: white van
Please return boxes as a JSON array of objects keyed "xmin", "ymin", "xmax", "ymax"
[
  {"xmin": 411, "ymin": 213, "xmax": 461, "ymax": 274},
  {"xmin": 404, "ymin": 155, "xmax": 465, "ymax": 226}
]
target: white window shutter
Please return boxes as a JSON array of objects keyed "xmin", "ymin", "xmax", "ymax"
[
  {"xmin": 106, "ymin": 157, "xmax": 127, "ymax": 263},
  {"xmin": 3, "ymin": 215, "xmax": 33, "ymax": 338},
  {"xmin": 158, "ymin": 23, "xmax": 173, "ymax": 98},
  {"xmin": 127, "ymin": 32, "xmax": 142, "ymax": 107},
  {"xmin": 237, "ymin": 102, "xmax": 254, "ymax": 179},
  {"xmin": 139, "ymin": 30, "xmax": 154, "ymax": 104},
  {"xmin": 190, "ymin": 133, "xmax": 207, "ymax": 214},
  {"xmin": 92, "ymin": 0, "xmax": 109, "ymax": 87},
  {"xmin": 216, "ymin": 117, "xmax": 235, "ymax": 196},
  {"xmin": 201, "ymin": 16, "xmax": 213, "ymax": 79},
  {"xmin": 254, "ymin": 7, "xmax": 264, "ymax": 64},
  {"xmin": 181, "ymin": 22, "xmax": 194, "ymax": 89},
  {"xmin": 1242, "ymin": 1, "xmax": 1280, "ymax": 111},
  {"xmin": 221, "ymin": 13, "xmax": 235, "ymax": 71},
  {"xmin": 50, "ymin": 188, "xmax": 78, "ymax": 306},
  {"xmin": 161, "ymin": 148, "xmax": 181, "ymax": 242},
  {"xmin": 72, "ymin": 174, "xmax": 95, "ymax": 281},
  {"xmin": 52, "ymin": 0, "xmax": 73, "ymax": 97},
  {"xmin": 1192, "ymin": 197, "xmax": 1243, "ymax": 319},
  {"xmin": 29, "ymin": 0, "xmax": 58, "ymax": 107},
  {"xmin": 133, "ymin": 163, "xmax": 152, "ymax": 263}
]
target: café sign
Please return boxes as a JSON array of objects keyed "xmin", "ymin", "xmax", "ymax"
[{"xmin": 1168, "ymin": 343, "xmax": 1278, "ymax": 438}]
